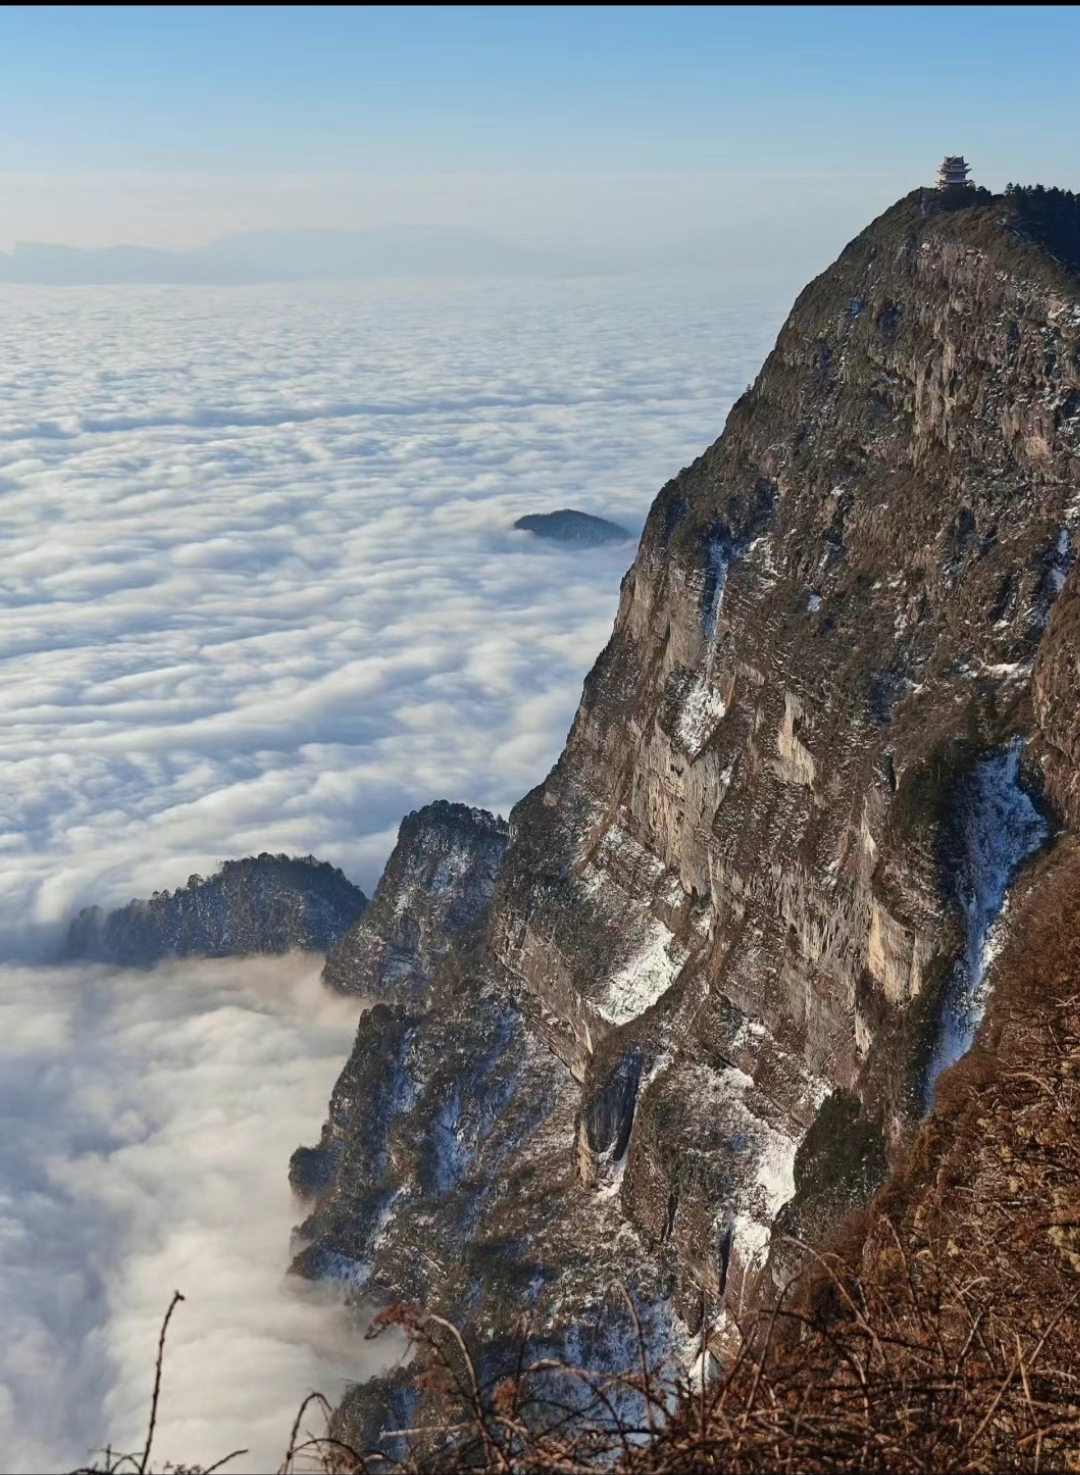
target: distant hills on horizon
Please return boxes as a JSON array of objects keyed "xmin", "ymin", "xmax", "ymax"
[{"xmin": 0, "ymin": 225, "xmax": 612, "ymax": 285}]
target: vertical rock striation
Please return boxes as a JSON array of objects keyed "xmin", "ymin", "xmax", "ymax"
[{"xmin": 296, "ymin": 188, "xmax": 1080, "ymax": 1438}]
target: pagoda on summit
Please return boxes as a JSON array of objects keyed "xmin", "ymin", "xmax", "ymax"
[{"xmin": 937, "ymin": 155, "xmax": 972, "ymax": 189}]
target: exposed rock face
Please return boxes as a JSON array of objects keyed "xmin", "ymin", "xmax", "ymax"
[
  {"xmin": 514, "ymin": 509, "xmax": 631, "ymax": 545},
  {"xmin": 322, "ymin": 801, "xmax": 508, "ymax": 1002},
  {"xmin": 291, "ymin": 801, "xmax": 511, "ymax": 1202},
  {"xmin": 491, "ymin": 188, "xmax": 1079, "ymax": 1318},
  {"xmin": 296, "ymin": 189, "xmax": 1080, "ymax": 1441},
  {"xmin": 68, "ymin": 854, "xmax": 367, "ymax": 966},
  {"xmin": 1033, "ymin": 558, "xmax": 1080, "ymax": 829},
  {"xmin": 292, "ymin": 806, "xmax": 679, "ymax": 1454}
]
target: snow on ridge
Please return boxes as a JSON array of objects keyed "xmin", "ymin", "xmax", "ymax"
[
  {"xmin": 574, "ymin": 820, "xmax": 689, "ymax": 1024},
  {"xmin": 593, "ymin": 821, "xmax": 668, "ymax": 890},
  {"xmin": 314, "ymin": 1248, "xmax": 374, "ymax": 1287},
  {"xmin": 728, "ymin": 1016, "xmax": 831, "ymax": 1118},
  {"xmin": 678, "ymin": 1061, "xmax": 799, "ymax": 1272}
]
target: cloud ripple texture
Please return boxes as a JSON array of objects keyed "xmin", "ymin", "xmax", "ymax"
[{"xmin": 0, "ymin": 275, "xmax": 784, "ymax": 1469}]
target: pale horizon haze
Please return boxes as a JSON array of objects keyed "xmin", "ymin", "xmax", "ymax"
[{"xmin": 1, "ymin": 6, "xmax": 1078, "ymax": 274}]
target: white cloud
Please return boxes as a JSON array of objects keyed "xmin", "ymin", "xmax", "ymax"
[
  {"xmin": 0, "ymin": 953, "xmax": 399, "ymax": 1474},
  {"xmin": 0, "ymin": 273, "xmax": 785, "ymax": 1466},
  {"xmin": 0, "ymin": 274, "xmax": 784, "ymax": 946}
]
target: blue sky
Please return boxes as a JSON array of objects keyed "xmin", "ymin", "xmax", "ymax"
[{"xmin": 0, "ymin": 5, "xmax": 1076, "ymax": 255}]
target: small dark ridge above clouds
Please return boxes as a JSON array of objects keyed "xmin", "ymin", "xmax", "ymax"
[
  {"xmin": 514, "ymin": 508, "xmax": 632, "ymax": 546},
  {"xmin": 68, "ymin": 853, "xmax": 368, "ymax": 967}
]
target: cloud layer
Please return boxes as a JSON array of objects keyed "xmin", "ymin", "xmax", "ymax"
[
  {"xmin": 0, "ymin": 274, "xmax": 786, "ymax": 1468},
  {"xmin": 0, "ymin": 274, "xmax": 785, "ymax": 944},
  {"xmin": 0, "ymin": 954, "xmax": 391, "ymax": 1473}
]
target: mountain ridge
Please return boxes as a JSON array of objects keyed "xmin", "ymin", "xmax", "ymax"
[
  {"xmin": 0, "ymin": 226, "xmax": 601, "ymax": 285},
  {"xmin": 68, "ymin": 852, "xmax": 367, "ymax": 966},
  {"xmin": 282, "ymin": 184, "xmax": 1080, "ymax": 1455}
]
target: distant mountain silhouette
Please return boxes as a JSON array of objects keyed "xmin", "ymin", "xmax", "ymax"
[
  {"xmin": 0, "ymin": 226, "xmax": 603, "ymax": 285},
  {"xmin": 0, "ymin": 241, "xmax": 264, "ymax": 285},
  {"xmin": 208, "ymin": 225, "xmax": 598, "ymax": 279}
]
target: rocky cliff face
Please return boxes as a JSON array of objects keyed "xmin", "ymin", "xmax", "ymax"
[
  {"xmin": 1033, "ymin": 557, "xmax": 1080, "ymax": 829},
  {"xmin": 68, "ymin": 853, "xmax": 367, "ymax": 965},
  {"xmin": 322, "ymin": 801, "xmax": 508, "ymax": 1003},
  {"xmin": 295, "ymin": 189, "xmax": 1080, "ymax": 1442},
  {"xmin": 491, "ymin": 187, "xmax": 1078, "ymax": 1318},
  {"xmin": 292, "ymin": 803, "xmax": 680, "ymax": 1451}
]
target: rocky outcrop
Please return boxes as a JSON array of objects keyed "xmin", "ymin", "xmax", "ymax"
[
  {"xmin": 1033, "ymin": 559, "xmax": 1080, "ymax": 829},
  {"xmin": 68, "ymin": 853, "xmax": 366, "ymax": 966},
  {"xmin": 322, "ymin": 801, "xmax": 508, "ymax": 1002},
  {"xmin": 293, "ymin": 808, "xmax": 680, "ymax": 1456},
  {"xmin": 296, "ymin": 187, "xmax": 1080, "ymax": 1442},
  {"xmin": 514, "ymin": 509, "xmax": 631, "ymax": 545}
]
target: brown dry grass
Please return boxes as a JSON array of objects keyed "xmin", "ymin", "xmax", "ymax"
[{"xmin": 270, "ymin": 1243, "xmax": 1079, "ymax": 1473}]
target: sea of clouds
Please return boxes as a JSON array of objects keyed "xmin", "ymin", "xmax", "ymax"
[
  {"xmin": 0, "ymin": 956, "xmax": 384, "ymax": 1472},
  {"xmin": 0, "ymin": 273, "xmax": 785, "ymax": 937},
  {"xmin": 0, "ymin": 273, "xmax": 787, "ymax": 1470}
]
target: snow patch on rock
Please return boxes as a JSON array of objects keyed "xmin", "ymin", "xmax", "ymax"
[
  {"xmin": 676, "ymin": 1061, "xmax": 800, "ymax": 1273},
  {"xmin": 674, "ymin": 673, "xmax": 728, "ymax": 756},
  {"xmin": 926, "ymin": 741, "xmax": 1048, "ymax": 1101},
  {"xmin": 1031, "ymin": 526, "xmax": 1074, "ymax": 629},
  {"xmin": 599, "ymin": 919, "xmax": 688, "ymax": 1027},
  {"xmin": 699, "ymin": 530, "xmax": 733, "ymax": 641}
]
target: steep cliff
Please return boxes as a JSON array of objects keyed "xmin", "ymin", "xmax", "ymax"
[
  {"xmin": 295, "ymin": 187, "xmax": 1080, "ymax": 1444},
  {"xmin": 293, "ymin": 804, "xmax": 680, "ymax": 1452},
  {"xmin": 68, "ymin": 853, "xmax": 367, "ymax": 965},
  {"xmin": 322, "ymin": 801, "xmax": 508, "ymax": 1003},
  {"xmin": 491, "ymin": 186, "xmax": 1077, "ymax": 1319}
]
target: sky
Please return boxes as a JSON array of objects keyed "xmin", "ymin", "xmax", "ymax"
[{"xmin": 0, "ymin": 6, "xmax": 1076, "ymax": 260}]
